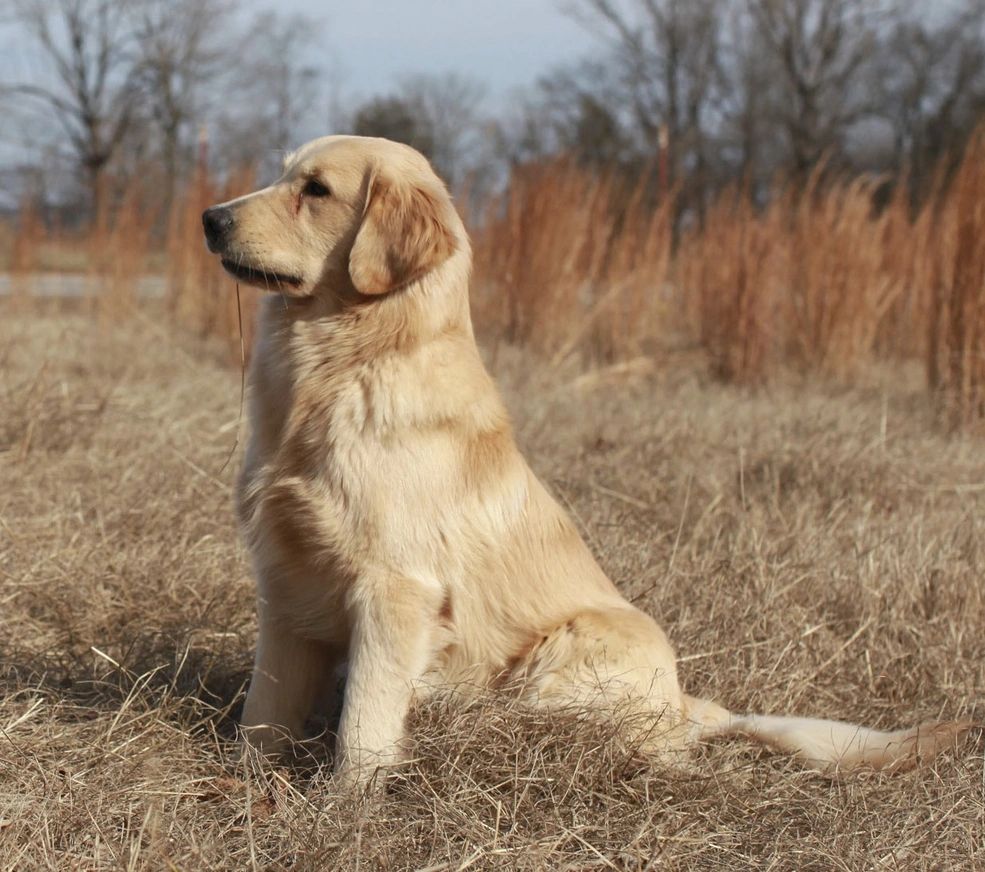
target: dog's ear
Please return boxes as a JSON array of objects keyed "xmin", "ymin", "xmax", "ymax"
[{"xmin": 348, "ymin": 170, "xmax": 457, "ymax": 295}]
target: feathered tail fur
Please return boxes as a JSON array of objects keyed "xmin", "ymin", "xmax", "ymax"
[{"xmin": 685, "ymin": 694, "xmax": 972, "ymax": 772}]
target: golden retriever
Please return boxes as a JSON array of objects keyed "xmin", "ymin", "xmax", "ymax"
[{"xmin": 202, "ymin": 135, "xmax": 969, "ymax": 786}]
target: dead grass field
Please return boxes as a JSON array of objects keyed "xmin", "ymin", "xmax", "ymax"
[{"xmin": 1, "ymin": 309, "xmax": 984, "ymax": 870}]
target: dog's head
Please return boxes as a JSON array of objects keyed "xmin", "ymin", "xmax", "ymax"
[{"xmin": 202, "ymin": 136, "xmax": 462, "ymax": 298}]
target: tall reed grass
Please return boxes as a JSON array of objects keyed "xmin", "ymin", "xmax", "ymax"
[
  {"xmin": 165, "ymin": 164, "xmax": 259, "ymax": 360},
  {"xmin": 470, "ymin": 158, "xmax": 674, "ymax": 366},
  {"xmin": 89, "ymin": 179, "xmax": 157, "ymax": 317},
  {"xmin": 925, "ymin": 134, "xmax": 985, "ymax": 426},
  {"xmin": 4, "ymin": 178, "xmax": 159, "ymax": 316},
  {"xmin": 678, "ymin": 173, "xmax": 906, "ymax": 382},
  {"xmin": 8, "ymin": 194, "xmax": 44, "ymax": 302},
  {"xmin": 6, "ymin": 135, "xmax": 985, "ymax": 426}
]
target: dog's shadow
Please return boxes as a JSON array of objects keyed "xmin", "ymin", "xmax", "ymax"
[{"xmin": 1, "ymin": 628, "xmax": 343, "ymax": 774}]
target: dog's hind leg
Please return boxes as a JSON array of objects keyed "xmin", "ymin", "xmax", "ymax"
[{"xmin": 511, "ymin": 605, "xmax": 690, "ymax": 757}]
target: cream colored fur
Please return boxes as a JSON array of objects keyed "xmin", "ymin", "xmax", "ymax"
[{"xmin": 203, "ymin": 135, "xmax": 970, "ymax": 786}]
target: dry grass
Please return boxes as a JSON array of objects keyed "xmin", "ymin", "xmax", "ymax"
[{"xmin": 1, "ymin": 311, "xmax": 982, "ymax": 870}]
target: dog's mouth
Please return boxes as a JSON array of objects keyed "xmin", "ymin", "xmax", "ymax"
[{"xmin": 220, "ymin": 259, "xmax": 303, "ymax": 290}]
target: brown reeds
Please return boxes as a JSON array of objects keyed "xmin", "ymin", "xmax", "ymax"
[
  {"xmin": 925, "ymin": 133, "xmax": 985, "ymax": 427},
  {"xmin": 470, "ymin": 158, "xmax": 674, "ymax": 365},
  {"xmin": 680, "ymin": 171, "xmax": 908, "ymax": 384},
  {"xmin": 8, "ymin": 193, "xmax": 44, "ymax": 302},
  {"xmin": 94, "ymin": 178, "xmax": 158, "ymax": 318},
  {"xmin": 677, "ymin": 189, "xmax": 778, "ymax": 383},
  {"xmin": 5, "ymin": 176, "xmax": 159, "ymax": 314},
  {"xmin": 676, "ymin": 138, "xmax": 985, "ymax": 427},
  {"xmin": 7, "ymin": 134, "xmax": 985, "ymax": 426},
  {"xmin": 166, "ymin": 164, "xmax": 259, "ymax": 360}
]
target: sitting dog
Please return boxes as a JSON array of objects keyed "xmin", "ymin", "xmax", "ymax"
[{"xmin": 202, "ymin": 135, "xmax": 969, "ymax": 785}]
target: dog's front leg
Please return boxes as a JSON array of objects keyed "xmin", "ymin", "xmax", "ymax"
[
  {"xmin": 241, "ymin": 618, "xmax": 337, "ymax": 755},
  {"xmin": 335, "ymin": 574, "xmax": 441, "ymax": 787}
]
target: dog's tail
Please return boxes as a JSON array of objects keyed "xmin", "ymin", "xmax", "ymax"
[{"xmin": 683, "ymin": 694, "xmax": 972, "ymax": 772}]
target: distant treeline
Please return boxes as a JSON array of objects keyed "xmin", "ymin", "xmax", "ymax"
[{"xmin": 3, "ymin": 0, "xmax": 985, "ymax": 226}]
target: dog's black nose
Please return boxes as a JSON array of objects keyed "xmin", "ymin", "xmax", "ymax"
[{"xmin": 202, "ymin": 207, "xmax": 234, "ymax": 251}]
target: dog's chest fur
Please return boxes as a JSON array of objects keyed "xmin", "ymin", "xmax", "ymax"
[{"xmin": 234, "ymin": 297, "xmax": 523, "ymax": 638}]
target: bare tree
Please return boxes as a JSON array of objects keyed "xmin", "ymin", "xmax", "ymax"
[
  {"xmin": 211, "ymin": 12, "xmax": 322, "ymax": 180},
  {"xmin": 352, "ymin": 95, "xmax": 437, "ymax": 161},
  {"xmin": 523, "ymin": 59, "xmax": 633, "ymax": 166},
  {"xmin": 744, "ymin": 0, "xmax": 878, "ymax": 180},
  {"xmin": 875, "ymin": 0, "xmax": 985, "ymax": 193},
  {"xmin": 131, "ymin": 0, "xmax": 235, "ymax": 212},
  {"xmin": 717, "ymin": 5, "xmax": 779, "ymax": 190},
  {"xmin": 3, "ymin": 0, "xmax": 142, "ymax": 216},
  {"xmin": 349, "ymin": 74, "xmax": 487, "ymax": 189},
  {"xmin": 399, "ymin": 74, "xmax": 487, "ymax": 188},
  {"xmin": 566, "ymin": 0, "xmax": 727, "ymax": 223}
]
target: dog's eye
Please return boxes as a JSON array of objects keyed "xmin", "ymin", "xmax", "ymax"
[{"xmin": 303, "ymin": 179, "xmax": 331, "ymax": 198}]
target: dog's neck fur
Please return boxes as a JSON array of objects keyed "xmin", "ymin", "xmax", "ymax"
[
  {"xmin": 245, "ymin": 244, "xmax": 507, "ymax": 466},
  {"xmin": 283, "ymin": 247, "xmax": 473, "ymax": 363}
]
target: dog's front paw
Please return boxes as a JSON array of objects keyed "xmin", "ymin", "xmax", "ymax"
[
  {"xmin": 333, "ymin": 744, "xmax": 404, "ymax": 792},
  {"xmin": 239, "ymin": 722, "xmax": 297, "ymax": 759}
]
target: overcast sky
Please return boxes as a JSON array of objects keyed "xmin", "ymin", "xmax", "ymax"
[
  {"xmin": 0, "ymin": 0, "xmax": 597, "ymax": 170},
  {"xmin": 0, "ymin": 0, "xmax": 595, "ymax": 89},
  {"xmin": 274, "ymin": 0, "xmax": 596, "ymax": 100}
]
